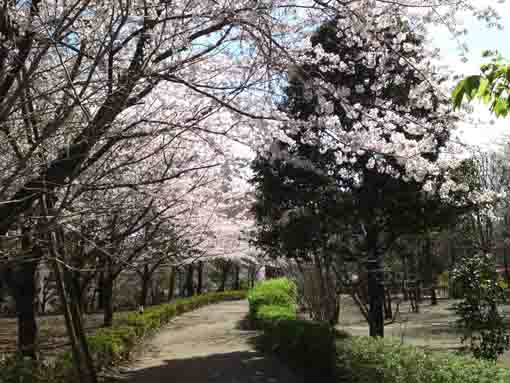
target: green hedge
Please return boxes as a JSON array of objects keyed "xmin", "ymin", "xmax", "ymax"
[
  {"xmin": 248, "ymin": 279, "xmax": 510, "ymax": 383},
  {"xmin": 247, "ymin": 278, "xmax": 297, "ymax": 318},
  {"xmin": 0, "ymin": 290, "xmax": 247, "ymax": 383},
  {"xmin": 336, "ymin": 336, "xmax": 510, "ymax": 383},
  {"xmin": 248, "ymin": 278, "xmax": 337, "ymax": 379}
]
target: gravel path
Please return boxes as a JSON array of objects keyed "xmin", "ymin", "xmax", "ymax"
[{"xmin": 119, "ymin": 300, "xmax": 304, "ymax": 383}]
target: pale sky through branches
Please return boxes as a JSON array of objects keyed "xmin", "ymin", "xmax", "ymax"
[{"xmin": 431, "ymin": 2, "xmax": 510, "ymax": 149}]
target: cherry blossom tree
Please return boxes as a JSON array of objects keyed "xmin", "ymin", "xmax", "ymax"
[
  {"xmin": 0, "ymin": 0, "xmax": 505, "ymax": 375},
  {"xmin": 251, "ymin": 7, "xmax": 482, "ymax": 335}
]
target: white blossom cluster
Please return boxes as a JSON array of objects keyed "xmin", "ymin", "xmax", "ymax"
[{"xmin": 265, "ymin": 4, "xmax": 489, "ymax": 206}]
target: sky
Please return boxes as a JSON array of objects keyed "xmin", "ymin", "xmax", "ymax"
[{"xmin": 430, "ymin": 2, "xmax": 510, "ymax": 150}]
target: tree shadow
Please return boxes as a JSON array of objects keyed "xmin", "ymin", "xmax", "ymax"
[{"xmin": 114, "ymin": 350, "xmax": 305, "ymax": 383}]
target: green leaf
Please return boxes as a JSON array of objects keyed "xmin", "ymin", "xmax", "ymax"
[
  {"xmin": 452, "ymin": 76, "xmax": 481, "ymax": 109},
  {"xmin": 452, "ymin": 79, "xmax": 467, "ymax": 110},
  {"xmin": 464, "ymin": 75, "xmax": 482, "ymax": 100},
  {"xmin": 492, "ymin": 97, "xmax": 508, "ymax": 117},
  {"xmin": 477, "ymin": 78, "xmax": 489, "ymax": 98}
]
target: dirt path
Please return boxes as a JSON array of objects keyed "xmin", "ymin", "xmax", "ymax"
[{"xmin": 118, "ymin": 300, "xmax": 304, "ymax": 383}]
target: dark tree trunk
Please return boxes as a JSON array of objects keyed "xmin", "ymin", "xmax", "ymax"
[
  {"xmin": 384, "ymin": 288, "xmax": 393, "ymax": 320},
  {"xmin": 430, "ymin": 286, "xmax": 438, "ymax": 306},
  {"xmin": 367, "ymin": 245, "xmax": 384, "ymax": 338},
  {"xmin": 249, "ymin": 266, "xmax": 257, "ymax": 288},
  {"xmin": 178, "ymin": 269, "xmax": 185, "ymax": 297},
  {"xmin": 185, "ymin": 264, "xmax": 194, "ymax": 297},
  {"xmin": 5, "ymin": 231, "xmax": 43, "ymax": 359},
  {"xmin": 103, "ymin": 277, "xmax": 114, "ymax": 327},
  {"xmin": 15, "ymin": 280, "xmax": 38, "ymax": 359},
  {"xmin": 414, "ymin": 285, "xmax": 421, "ymax": 312},
  {"xmin": 402, "ymin": 255, "xmax": 409, "ymax": 301},
  {"xmin": 197, "ymin": 262, "xmax": 204, "ymax": 295},
  {"xmin": 218, "ymin": 262, "xmax": 231, "ymax": 292},
  {"xmin": 233, "ymin": 264, "xmax": 240, "ymax": 290},
  {"xmin": 97, "ymin": 272, "xmax": 104, "ymax": 310},
  {"xmin": 67, "ymin": 270, "xmax": 97, "ymax": 383},
  {"xmin": 139, "ymin": 265, "xmax": 151, "ymax": 306},
  {"xmin": 167, "ymin": 267, "xmax": 176, "ymax": 302},
  {"xmin": 504, "ymin": 247, "xmax": 510, "ymax": 287},
  {"xmin": 417, "ymin": 282, "xmax": 423, "ymax": 303}
]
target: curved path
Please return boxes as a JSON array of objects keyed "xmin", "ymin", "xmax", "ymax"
[{"xmin": 119, "ymin": 300, "xmax": 304, "ymax": 383}]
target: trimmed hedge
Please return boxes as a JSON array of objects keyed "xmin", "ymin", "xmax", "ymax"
[
  {"xmin": 336, "ymin": 336, "xmax": 510, "ymax": 383},
  {"xmin": 248, "ymin": 279, "xmax": 510, "ymax": 383},
  {"xmin": 248, "ymin": 278, "xmax": 337, "ymax": 379},
  {"xmin": 0, "ymin": 290, "xmax": 247, "ymax": 383},
  {"xmin": 247, "ymin": 278, "xmax": 297, "ymax": 318}
]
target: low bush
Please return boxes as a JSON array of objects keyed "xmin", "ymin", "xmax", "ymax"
[
  {"xmin": 248, "ymin": 278, "xmax": 510, "ymax": 383},
  {"xmin": 248, "ymin": 278, "xmax": 337, "ymax": 379},
  {"xmin": 247, "ymin": 278, "xmax": 297, "ymax": 318},
  {"xmin": 0, "ymin": 290, "xmax": 247, "ymax": 383},
  {"xmin": 256, "ymin": 304, "xmax": 297, "ymax": 324},
  {"xmin": 336, "ymin": 336, "xmax": 510, "ymax": 383}
]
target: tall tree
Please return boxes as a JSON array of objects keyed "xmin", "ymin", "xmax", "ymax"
[{"xmin": 252, "ymin": 11, "xmax": 471, "ymax": 336}]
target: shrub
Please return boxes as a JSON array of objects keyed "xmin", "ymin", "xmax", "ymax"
[
  {"xmin": 248, "ymin": 278, "xmax": 510, "ymax": 383},
  {"xmin": 248, "ymin": 278, "xmax": 336, "ymax": 379},
  {"xmin": 247, "ymin": 278, "xmax": 297, "ymax": 317},
  {"xmin": 1, "ymin": 290, "xmax": 247, "ymax": 383},
  {"xmin": 256, "ymin": 304, "xmax": 297, "ymax": 324},
  {"xmin": 0, "ymin": 354, "xmax": 69, "ymax": 383},
  {"xmin": 452, "ymin": 253, "xmax": 510, "ymax": 360},
  {"xmin": 336, "ymin": 336, "xmax": 510, "ymax": 383},
  {"xmin": 258, "ymin": 318, "xmax": 337, "ymax": 378},
  {"xmin": 87, "ymin": 325, "xmax": 138, "ymax": 368}
]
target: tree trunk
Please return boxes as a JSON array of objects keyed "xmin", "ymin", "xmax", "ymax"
[
  {"xmin": 15, "ymin": 278, "xmax": 38, "ymax": 359},
  {"xmin": 103, "ymin": 277, "xmax": 114, "ymax": 327},
  {"xmin": 430, "ymin": 285, "xmax": 438, "ymax": 306},
  {"xmin": 5, "ymin": 231, "xmax": 43, "ymax": 359},
  {"xmin": 333, "ymin": 295, "xmax": 341, "ymax": 325},
  {"xmin": 67, "ymin": 270, "xmax": 97, "ymax": 383},
  {"xmin": 504, "ymin": 247, "xmax": 510, "ymax": 287},
  {"xmin": 218, "ymin": 262, "xmax": 231, "ymax": 292},
  {"xmin": 167, "ymin": 267, "xmax": 176, "ymax": 302},
  {"xmin": 233, "ymin": 264, "xmax": 240, "ymax": 290},
  {"xmin": 414, "ymin": 284, "xmax": 421, "ymax": 312},
  {"xmin": 402, "ymin": 255, "xmax": 409, "ymax": 301},
  {"xmin": 97, "ymin": 272, "xmax": 104, "ymax": 310},
  {"xmin": 367, "ymin": 246, "xmax": 384, "ymax": 338},
  {"xmin": 178, "ymin": 269, "xmax": 185, "ymax": 297},
  {"xmin": 49, "ymin": 230, "xmax": 97, "ymax": 383},
  {"xmin": 185, "ymin": 264, "xmax": 194, "ymax": 297},
  {"xmin": 139, "ymin": 265, "xmax": 151, "ymax": 306},
  {"xmin": 197, "ymin": 262, "xmax": 204, "ymax": 295},
  {"xmin": 384, "ymin": 288, "xmax": 393, "ymax": 320}
]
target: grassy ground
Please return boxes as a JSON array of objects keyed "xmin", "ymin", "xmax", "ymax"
[{"xmin": 336, "ymin": 295, "xmax": 510, "ymax": 367}]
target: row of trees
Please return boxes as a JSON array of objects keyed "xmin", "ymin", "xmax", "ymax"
[{"xmin": 0, "ymin": 0, "xmax": 504, "ymax": 380}]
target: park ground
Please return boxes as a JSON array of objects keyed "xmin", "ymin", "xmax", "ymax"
[
  {"xmin": 337, "ymin": 295, "xmax": 510, "ymax": 367},
  {"xmin": 1, "ymin": 297, "xmax": 510, "ymax": 378}
]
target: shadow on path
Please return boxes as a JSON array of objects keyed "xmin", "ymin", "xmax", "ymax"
[
  {"xmin": 122, "ymin": 350, "xmax": 305, "ymax": 383},
  {"xmin": 111, "ymin": 301, "xmax": 304, "ymax": 383}
]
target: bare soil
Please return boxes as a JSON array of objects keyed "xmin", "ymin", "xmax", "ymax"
[{"xmin": 0, "ymin": 313, "xmax": 104, "ymax": 355}]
